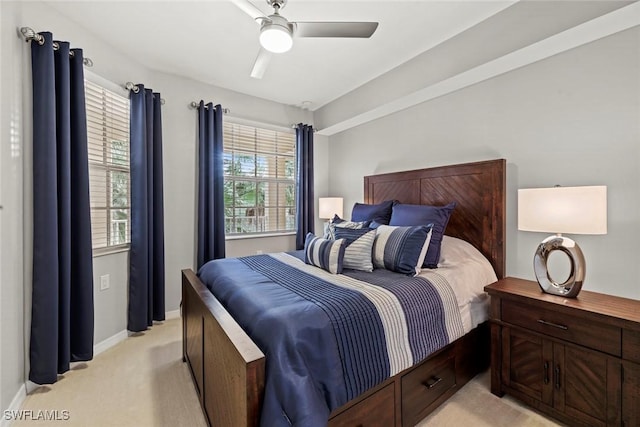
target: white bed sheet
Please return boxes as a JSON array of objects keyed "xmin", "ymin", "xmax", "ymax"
[{"xmin": 417, "ymin": 235, "xmax": 497, "ymax": 332}]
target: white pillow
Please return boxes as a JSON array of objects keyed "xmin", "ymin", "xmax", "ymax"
[
  {"xmin": 426, "ymin": 235, "xmax": 498, "ymax": 310},
  {"xmin": 439, "ymin": 235, "xmax": 486, "ymax": 266},
  {"xmin": 437, "ymin": 236, "xmax": 498, "ymax": 287}
]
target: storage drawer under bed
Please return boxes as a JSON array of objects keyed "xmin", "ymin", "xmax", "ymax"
[
  {"xmin": 329, "ymin": 382, "xmax": 395, "ymax": 427},
  {"xmin": 401, "ymin": 348, "xmax": 456, "ymax": 427}
]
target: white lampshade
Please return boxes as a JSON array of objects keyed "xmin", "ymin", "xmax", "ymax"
[
  {"xmin": 518, "ymin": 186, "xmax": 607, "ymax": 235},
  {"xmin": 318, "ymin": 197, "xmax": 343, "ymax": 220},
  {"xmin": 259, "ymin": 23, "xmax": 293, "ymax": 53}
]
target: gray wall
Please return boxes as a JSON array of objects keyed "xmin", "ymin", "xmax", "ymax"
[
  {"xmin": 325, "ymin": 27, "xmax": 640, "ymax": 300},
  {"xmin": 0, "ymin": 2, "xmax": 24, "ymax": 414}
]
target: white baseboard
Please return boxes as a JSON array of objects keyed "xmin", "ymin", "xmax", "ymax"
[
  {"xmin": 1, "ymin": 384, "xmax": 26, "ymax": 427},
  {"xmin": 93, "ymin": 329, "xmax": 128, "ymax": 356},
  {"xmin": 95, "ymin": 308, "xmax": 179, "ymax": 353},
  {"xmin": 24, "ymin": 381, "xmax": 40, "ymax": 395},
  {"xmin": 165, "ymin": 309, "xmax": 180, "ymax": 320}
]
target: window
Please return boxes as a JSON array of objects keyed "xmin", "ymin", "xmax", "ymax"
[
  {"xmin": 223, "ymin": 121, "xmax": 296, "ymax": 235},
  {"xmin": 85, "ymin": 79, "xmax": 131, "ymax": 250}
]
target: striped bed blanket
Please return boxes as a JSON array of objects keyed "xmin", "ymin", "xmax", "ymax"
[{"xmin": 198, "ymin": 252, "xmax": 466, "ymax": 427}]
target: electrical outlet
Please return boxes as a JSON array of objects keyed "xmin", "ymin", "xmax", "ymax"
[
  {"xmin": 256, "ymin": 250, "xmax": 263, "ymax": 255},
  {"xmin": 100, "ymin": 274, "xmax": 110, "ymax": 291}
]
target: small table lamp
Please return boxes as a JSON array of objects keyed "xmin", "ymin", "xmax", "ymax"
[
  {"xmin": 319, "ymin": 197, "xmax": 344, "ymax": 221},
  {"xmin": 318, "ymin": 197, "xmax": 343, "ymax": 236},
  {"xmin": 518, "ymin": 185, "xmax": 607, "ymax": 297}
]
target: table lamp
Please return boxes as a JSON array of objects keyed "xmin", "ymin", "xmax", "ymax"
[
  {"xmin": 319, "ymin": 197, "xmax": 343, "ymax": 220},
  {"xmin": 319, "ymin": 197, "xmax": 343, "ymax": 236},
  {"xmin": 518, "ymin": 185, "xmax": 607, "ymax": 297}
]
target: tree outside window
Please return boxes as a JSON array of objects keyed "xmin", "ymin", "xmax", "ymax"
[{"xmin": 223, "ymin": 122, "xmax": 296, "ymax": 235}]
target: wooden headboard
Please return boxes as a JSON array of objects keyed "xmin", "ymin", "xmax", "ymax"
[{"xmin": 364, "ymin": 159, "xmax": 505, "ymax": 279}]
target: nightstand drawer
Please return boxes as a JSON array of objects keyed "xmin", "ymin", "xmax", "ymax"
[{"xmin": 502, "ymin": 299, "xmax": 621, "ymax": 356}]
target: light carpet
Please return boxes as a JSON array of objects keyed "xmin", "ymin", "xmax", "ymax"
[{"xmin": 14, "ymin": 318, "xmax": 562, "ymax": 426}]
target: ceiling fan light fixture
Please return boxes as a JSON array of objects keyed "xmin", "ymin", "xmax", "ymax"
[{"xmin": 259, "ymin": 22, "xmax": 293, "ymax": 53}]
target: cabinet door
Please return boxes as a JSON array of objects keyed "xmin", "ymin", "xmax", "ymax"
[
  {"xmin": 556, "ymin": 345, "xmax": 621, "ymax": 427},
  {"xmin": 501, "ymin": 327, "xmax": 553, "ymax": 405},
  {"xmin": 623, "ymin": 361, "xmax": 640, "ymax": 427}
]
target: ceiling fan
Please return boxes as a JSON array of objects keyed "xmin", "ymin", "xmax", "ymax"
[{"xmin": 230, "ymin": 0, "xmax": 379, "ymax": 79}]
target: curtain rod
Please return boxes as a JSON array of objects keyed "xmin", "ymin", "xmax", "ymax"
[
  {"xmin": 125, "ymin": 82, "xmax": 166, "ymax": 105},
  {"xmin": 189, "ymin": 102, "xmax": 231, "ymax": 114},
  {"xmin": 291, "ymin": 124, "xmax": 317, "ymax": 132},
  {"xmin": 20, "ymin": 27, "xmax": 93, "ymax": 67},
  {"xmin": 189, "ymin": 103, "xmax": 299, "ymax": 128},
  {"xmin": 187, "ymin": 103, "xmax": 314, "ymax": 131}
]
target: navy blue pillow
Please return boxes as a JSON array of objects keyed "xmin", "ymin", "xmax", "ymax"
[
  {"xmin": 389, "ymin": 202, "xmax": 456, "ymax": 268},
  {"xmin": 351, "ymin": 200, "xmax": 395, "ymax": 225}
]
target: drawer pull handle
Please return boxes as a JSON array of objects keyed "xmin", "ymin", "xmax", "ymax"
[
  {"xmin": 543, "ymin": 361, "xmax": 549, "ymax": 384},
  {"xmin": 537, "ymin": 319, "xmax": 568, "ymax": 330},
  {"xmin": 423, "ymin": 376, "xmax": 443, "ymax": 389},
  {"xmin": 555, "ymin": 365, "xmax": 561, "ymax": 390}
]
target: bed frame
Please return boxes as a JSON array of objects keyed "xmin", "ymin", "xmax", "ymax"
[{"xmin": 182, "ymin": 158, "xmax": 505, "ymax": 427}]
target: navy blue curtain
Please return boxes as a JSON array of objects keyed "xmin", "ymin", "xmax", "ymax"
[
  {"xmin": 295, "ymin": 124, "xmax": 314, "ymax": 249},
  {"xmin": 128, "ymin": 86, "xmax": 165, "ymax": 332},
  {"xmin": 196, "ymin": 102, "xmax": 225, "ymax": 269},
  {"xmin": 29, "ymin": 32, "xmax": 94, "ymax": 384}
]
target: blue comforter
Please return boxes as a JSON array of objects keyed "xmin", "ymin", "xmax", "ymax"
[{"xmin": 198, "ymin": 252, "xmax": 464, "ymax": 427}]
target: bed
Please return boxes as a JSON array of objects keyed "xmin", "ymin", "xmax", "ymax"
[{"xmin": 182, "ymin": 158, "xmax": 505, "ymax": 427}]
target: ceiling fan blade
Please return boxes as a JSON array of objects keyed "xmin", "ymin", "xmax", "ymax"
[
  {"xmin": 229, "ymin": 0, "xmax": 268, "ymax": 22},
  {"xmin": 250, "ymin": 48, "xmax": 272, "ymax": 79},
  {"xmin": 294, "ymin": 22, "xmax": 379, "ymax": 38}
]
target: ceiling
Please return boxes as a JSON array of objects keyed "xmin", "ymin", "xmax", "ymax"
[{"xmin": 45, "ymin": 0, "xmax": 517, "ymax": 110}]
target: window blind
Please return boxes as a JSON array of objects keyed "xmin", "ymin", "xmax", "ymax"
[
  {"xmin": 85, "ymin": 79, "xmax": 131, "ymax": 250},
  {"xmin": 223, "ymin": 121, "xmax": 296, "ymax": 235}
]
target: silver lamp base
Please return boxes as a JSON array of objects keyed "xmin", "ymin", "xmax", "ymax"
[{"xmin": 533, "ymin": 234, "xmax": 585, "ymax": 298}]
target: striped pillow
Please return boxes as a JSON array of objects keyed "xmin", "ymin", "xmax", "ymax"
[
  {"xmin": 333, "ymin": 227, "xmax": 376, "ymax": 272},
  {"xmin": 324, "ymin": 216, "xmax": 370, "ymax": 239},
  {"xmin": 373, "ymin": 225, "xmax": 433, "ymax": 276},
  {"xmin": 304, "ymin": 233, "xmax": 346, "ymax": 274}
]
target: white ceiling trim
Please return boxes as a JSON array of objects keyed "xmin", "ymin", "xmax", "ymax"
[
  {"xmin": 225, "ymin": 115, "xmax": 296, "ymax": 134},
  {"xmin": 317, "ymin": 1, "xmax": 640, "ymax": 136}
]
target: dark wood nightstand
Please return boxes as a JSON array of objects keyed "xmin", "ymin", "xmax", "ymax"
[{"xmin": 484, "ymin": 277, "xmax": 640, "ymax": 427}]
